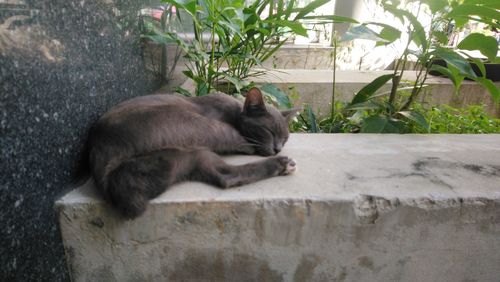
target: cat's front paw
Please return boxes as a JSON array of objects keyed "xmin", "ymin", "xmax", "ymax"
[{"xmin": 276, "ymin": 156, "xmax": 297, "ymax": 175}]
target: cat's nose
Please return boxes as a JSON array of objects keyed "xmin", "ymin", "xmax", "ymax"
[{"xmin": 274, "ymin": 145, "xmax": 282, "ymax": 154}]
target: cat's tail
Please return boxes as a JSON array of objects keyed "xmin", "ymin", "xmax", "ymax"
[{"xmin": 97, "ymin": 149, "xmax": 179, "ymax": 219}]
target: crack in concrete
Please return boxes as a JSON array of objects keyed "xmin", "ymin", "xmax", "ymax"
[
  {"xmin": 412, "ymin": 157, "xmax": 500, "ymax": 178},
  {"xmin": 353, "ymin": 195, "xmax": 400, "ymax": 224},
  {"xmin": 353, "ymin": 194, "xmax": 498, "ymax": 224},
  {"xmin": 346, "ymin": 156, "xmax": 500, "ymax": 193}
]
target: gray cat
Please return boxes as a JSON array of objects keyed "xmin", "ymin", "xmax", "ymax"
[{"xmin": 85, "ymin": 87, "xmax": 298, "ymax": 218}]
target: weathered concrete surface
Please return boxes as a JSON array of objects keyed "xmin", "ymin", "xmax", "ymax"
[
  {"xmin": 260, "ymin": 44, "xmax": 336, "ymax": 70},
  {"xmin": 251, "ymin": 70, "xmax": 500, "ymax": 117},
  {"xmin": 57, "ymin": 134, "xmax": 500, "ymax": 282},
  {"xmin": 258, "ymin": 43, "xmax": 393, "ymax": 71}
]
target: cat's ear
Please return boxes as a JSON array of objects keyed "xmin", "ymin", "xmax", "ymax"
[
  {"xmin": 281, "ymin": 107, "xmax": 301, "ymax": 122},
  {"xmin": 243, "ymin": 87, "xmax": 267, "ymax": 115}
]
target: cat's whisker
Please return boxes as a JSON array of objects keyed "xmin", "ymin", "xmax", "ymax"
[
  {"xmin": 244, "ymin": 141, "xmax": 268, "ymax": 151},
  {"xmin": 242, "ymin": 137, "xmax": 267, "ymax": 148}
]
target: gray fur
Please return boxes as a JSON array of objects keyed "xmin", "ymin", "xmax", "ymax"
[{"xmin": 86, "ymin": 88, "xmax": 297, "ymax": 218}]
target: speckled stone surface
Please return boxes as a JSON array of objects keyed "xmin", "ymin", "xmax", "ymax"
[{"xmin": 0, "ymin": 1, "xmax": 159, "ymax": 280}]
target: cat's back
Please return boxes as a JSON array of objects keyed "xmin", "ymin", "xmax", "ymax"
[
  {"xmin": 91, "ymin": 94, "xmax": 201, "ymax": 144},
  {"xmin": 101, "ymin": 94, "xmax": 196, "ymax": 121},
  {"xmin": 100, "ymin": 93, "xmax": 241, "ymax": 123},
  {"xmin": 89, "ymin": 93, "xmax": 246, "ymax": 154}
]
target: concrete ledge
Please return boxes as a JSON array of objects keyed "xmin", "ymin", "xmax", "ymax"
[
  {"xmin": 251, "ymin": 70, "xmax": 500, "ymax": 117},
  {"xmin": 57, "ymin": 134, "xmax": 500, "ymax": 281}
]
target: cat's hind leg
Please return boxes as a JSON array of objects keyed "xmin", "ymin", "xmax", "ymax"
[
  {"xmin": 101, "ymin": 148, "xmax": 200, "ymax": 218},
  {"xmin": 101, "ymin": 148, "xmax": 296, "ymax": 218}
]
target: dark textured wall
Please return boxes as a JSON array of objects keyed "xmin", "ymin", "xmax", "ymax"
[{"xmin": 0, "ymin": 1, "xmax": 160, "ymax": 280}]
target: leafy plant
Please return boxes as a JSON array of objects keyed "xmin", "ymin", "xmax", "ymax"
[
  {"xmin": 291, "ymin": 102, "xmax": 362, "ymax": 133},
  {"xmin": 337, "ymin": 0, "xmax": 499, "ymax": 133},
  {"xmin": 291, "ymin": 101, "xmax": 500, "ymax": 134},
  {"xmin": 158, "ymin": 0, "xmax": 356, "ymax": 97},
  {"xmin": 413, "ymin": 104, "xmax": 500, "ymax": 133},
  {"xmin": 139, "ymin": 4, "xmax": 184, "ymax": 83}
]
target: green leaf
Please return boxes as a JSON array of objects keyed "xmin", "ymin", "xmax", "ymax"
[
  {"xmin": 182, "ymin": 69, "xmax": 195, "ymax": 80},
  {"xmin": 244, "ymin": 8, "xmax": 259, "ymax": 25},
  {"xmin": 457, "ymin": 33, "xmax": 498, "ymax": 62},
  {"xmin": 376, "ymin": 26, "xmax": 402, "ymax": 46},
  {"xmin": 345, "ymin": 100, "xmax": 383, "ymax": 111},
  {"xmin": 218, "ymin": 19, "xmax": 244, "ymax": 37},
  {"xmin": 260, "ymin": 84, "xmax": 292, "ymax": 108},
  {"xmin": 275, "ymin": 20, "xmax": 308, "ymax": 37},
  {"xmin": 301, "ymin": 15, "xmax": 359, "ymax": 23},
  {"xmin": 469, "ymin": 57, "xmax": 486, "ymax": 77},
  {"xmin": 351, "ymin": 74, "xmax": 394, "ymax": 104},
  {"xmin": 433, "ymin": 48, "xmax": 477, "ymax": 78},
  {"xmin": 382, "ymin": 2, "xmax": 404, "ymax": 23},
  {"xmin": 361, "ymin": 115, "xmax": 402, "ymax": 133},
  {"xmin": 398, "ymin": 111, "xmax": 430, "ymax": 132},
  {"xmin": 141, "ymin": 34, "xmax": 177, "ymax": 44},
  {"xmin": 447, "ymin": 64, "xmax": 466, "ymax": 93},
  {"xmin": 175, "ymin": 87, "xmax": 193, "ymax": 97},
  {"xmin": 306, "ymin": 105, "xmax": 319, "ymax": 133},
  {"xmin": 383, "ymin": 5, "xmax": 427, "ymax": 49},
  {"xmin": 408, "ymin": 18, "xmax": 427, "ymax": 49},
  {"xmin": 432, "ymin": 31, "xmax": 450, "ymax": 45},
  {"xmin": 340, "ymin": 25, "xmax": 385, "ymax": 42},
  {"xmin": 429, "ymin": 64, "xmax": 464, "ymax": 92},
  {"xmin": 474, "ymin": 77, "xmax": 500, "ymax": 105},
  {"xmin": 425, "ymin": 0, "xmax": 448, "ymax": 13},
  {"xmin": 259, "ymin": 40, "xmax": 286, "ymax": 62},
  {"xmin": 166, "ymin": 0, "xmax": 198, "ymax": 16},
  {"xmin": 252, "ymin": 0, "xmax": 265, "ymax": 15},
  {"xmin": 220, "ymin": 75, "xmax": 244, "ymax": 93},
  {"xmin": 196, "ymin": 82, "xmax": 209, "ymax": 96},
  {"xmin": 448, "ymin": 4, "xmax": 500, "ymax": 20},
  {"xmin": 294, "ymin": 0, "xmax": 330, "ymax": 20},
  {"xmin": 284, "ymin": 0, "xmax": 296, "ymax": 17},
  {"xmin": 463, "ymin": 0, "xmax": 500, "ymax": 9},
  {"xmin": 276, "ymin": 0, "xmax": 284, "ymax": 18}
]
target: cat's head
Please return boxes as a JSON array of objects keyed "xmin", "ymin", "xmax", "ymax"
[{"xmin": 238, "ymin": 88, "xmax": 299, "ymax": 156}]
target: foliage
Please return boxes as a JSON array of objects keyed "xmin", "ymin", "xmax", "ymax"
[
  {"xmin": 139, "ymin": 5, "xmax": 184, "ymax": 82},
  {"xmin": 291, "ymin": 102, "xmax": 500, "ymax": 134},
  {"xmin": 333, "ymin": 0, "xmax": 499, "ymax": 133},
  {"xmin": 156, "ymin": 0, "xmax": 356, "ymax": 97},
  {"xmin": 414, "ymin": 104, "xmax": 500, "ymax": 134}
]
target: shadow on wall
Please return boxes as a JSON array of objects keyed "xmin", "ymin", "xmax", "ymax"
[{"xmin": 0, "ymin": 0, "xmax": 160, "ymax": 280}]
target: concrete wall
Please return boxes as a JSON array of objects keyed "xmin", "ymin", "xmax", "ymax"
[
  {"xmin": 251, "ymin": 70, "xmax": 500, "ymax": 118},
  {"xmin": 260, "ymin": 45, "xmax": 336, "ymax": 70},
  {"xmin": 57, "ymin": 134, "xmax": 500, "ymax": 281}
]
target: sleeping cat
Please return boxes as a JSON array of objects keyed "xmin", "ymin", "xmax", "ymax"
[{"xmin": 86, "ymin": 87, "xmax": 298, "ymax": 218}]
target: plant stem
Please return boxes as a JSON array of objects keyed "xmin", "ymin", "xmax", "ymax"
[
  {"xmin": 400, "ymin": 3, "xmax": 431, "ymax": 111},
  {"xmin": 209, "ymin": 22, "xmax": 216, "ymax": 93},
  {"xmin": 401, "ymin": 64, "xmax": 430, "ymax": 111},
  {"xmin": 389, "ymin": 25, "xmax": 413, "ymax": 106},
  {"xmin": 330, "ymin": 36, "xmax": 337, "ymax": 121},
  {"xmin": 389, "ymin": 2, "xmax": 423, "ymax": 107}
]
